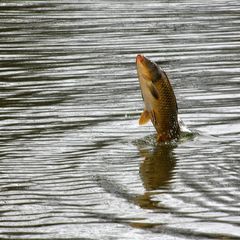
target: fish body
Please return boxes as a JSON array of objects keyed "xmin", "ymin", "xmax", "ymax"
[{"xmin": 136, "ymin": 54, "xmax": 180, "ymax": 142}]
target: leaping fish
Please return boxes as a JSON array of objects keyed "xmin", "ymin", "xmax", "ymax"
[{"xmin": 136, "ymin": 54, "xmax": 180, "ymax": 142}]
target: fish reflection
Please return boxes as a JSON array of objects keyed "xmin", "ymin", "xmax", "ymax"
[
  {"xmin": 139, "ymin": 144, "xmax": 176, "ymax": 191},
  {"xmin": 134, "ymin": 143, "xmax": 176, "ymax": 209},
  {"xmin": 94, "ymin": 143, "xmax": 177, "ymax": 229},
  {"xmin": 95, "ymin": 143, "xmax": 176, "ymax": 211}
]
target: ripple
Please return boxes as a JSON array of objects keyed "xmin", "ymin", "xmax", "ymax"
[{"xmin": 0, "ymin": 0, "xmax": 240, "ymax": 239}]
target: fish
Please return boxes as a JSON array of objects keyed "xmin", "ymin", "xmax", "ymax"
[{"xmin": 136, "ymin": 54, "xmax": 180, "ymax": 142}]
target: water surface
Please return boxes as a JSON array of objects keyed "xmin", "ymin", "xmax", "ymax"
[{"xmin": 0, "ymin": 0, "xmax": 240, "ymax": 239}]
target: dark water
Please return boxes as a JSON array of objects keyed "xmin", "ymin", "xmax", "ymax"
[{"xmin": 0, "ymin": 0, "xmax": 240, "ymax": 239}]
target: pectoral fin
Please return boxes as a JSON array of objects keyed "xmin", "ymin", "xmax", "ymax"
[{"xmin": 139, "ymin": 110, "xmax": 151, "ymax": 125}]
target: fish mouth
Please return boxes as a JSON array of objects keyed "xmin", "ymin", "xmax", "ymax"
[
  {"xmin": 136, "ymin": 54, "xmax": 150, "ymax": 66},
  {"xmin": 136, "ymin": 54, "xmax": 156, "ymax": 70},
  {"xmin": 136, "ymin": 54, "xmax": 150, "ymax": 78},
  {"xmin": 136, "ymin": 54, "xmax": 145, "ymax": 63},
  {"xmin": 136, "ymin": 54, "xmax": 158, "ymax": 81}
]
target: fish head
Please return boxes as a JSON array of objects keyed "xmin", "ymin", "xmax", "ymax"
[
  {"xmin": 136, "ymin": 54, "xmax": 166, "ymax": 112},
  {"xmin": 136, "ymin": 54, "xmax": 162, "ymax": 83}
]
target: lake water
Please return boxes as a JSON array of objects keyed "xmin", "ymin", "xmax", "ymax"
[{"xmin": 0, "ymin": 0, "xmax": 239, "ymax": 239}]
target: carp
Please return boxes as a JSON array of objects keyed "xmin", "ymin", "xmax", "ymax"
[{"xmin": 136, "ymin": 54, "xmax": 180, "ymax": 142}]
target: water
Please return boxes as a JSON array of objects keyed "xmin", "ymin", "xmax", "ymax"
[{"xmin": 0, "ymin": 0, "xmax": 239, "ymax": 239}]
